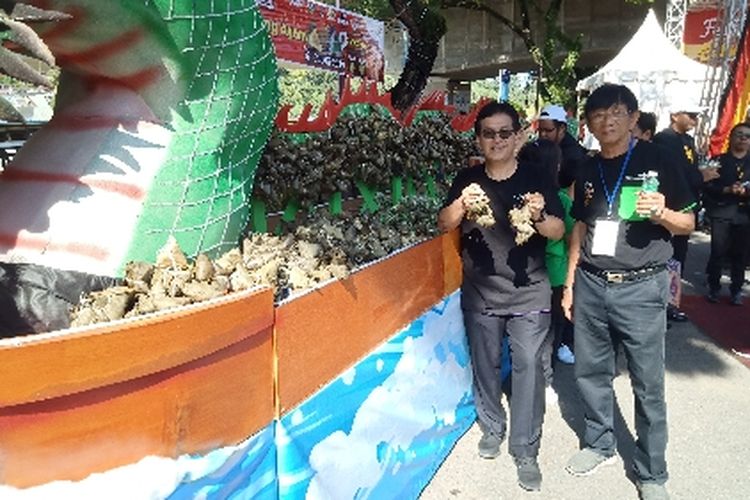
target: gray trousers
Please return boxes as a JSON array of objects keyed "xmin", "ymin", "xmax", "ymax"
[
  {"xmin": 573, "ymin": 267, "xmax": 669, "ymax": 484},
  {"xmin": 464, "ymin": 310, "xmax": 549, "ymax": 458}
]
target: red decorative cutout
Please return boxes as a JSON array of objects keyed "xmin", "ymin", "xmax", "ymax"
[{"xmin": 275, "ymin": 75, "xmax": 488, "ymax": 133}]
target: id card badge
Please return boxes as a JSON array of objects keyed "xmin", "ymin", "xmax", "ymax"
[{"xmin": 591, "ymin": 219, "xmax": 619, "ymax": 256}]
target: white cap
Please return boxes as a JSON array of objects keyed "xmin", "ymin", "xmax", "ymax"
[
  {"xmin": 668, "ymin": 98, "xmax": 706, "ymax": 115},
  {"xmin": 538, "ymin": 104, "xmax": 567, "ymax": 123}
]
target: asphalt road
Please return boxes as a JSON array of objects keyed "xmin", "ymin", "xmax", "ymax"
[{"xmin": 421, "ymin": 232, "xmax": 750, "ymax": 500}]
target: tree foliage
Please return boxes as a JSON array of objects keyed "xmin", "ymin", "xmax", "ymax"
[
  {"xmin": 436, "ymin": 0, "xmax": 581, "ymax": 107},
  {"xmin": 327, "ymin": 0, "xmax": 654, "ymax": 108}
]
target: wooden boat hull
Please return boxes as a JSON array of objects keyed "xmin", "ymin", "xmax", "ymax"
[{"xmin": 0, "ymin": 232, "xmax": 465, "ymax": 495}]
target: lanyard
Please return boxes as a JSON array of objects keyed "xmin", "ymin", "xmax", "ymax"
[{"xmin": 598, "ymin": 138, "xmax": 635, "ymax": 217}]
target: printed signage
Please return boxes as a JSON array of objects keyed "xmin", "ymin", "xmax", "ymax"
[
  {"xmin": 683, "ymin": 5, "xmax": 720, "ymax": 63},
  {"xmin": 257, "ymin": 0, "xmax": 385, "ymax": 81}
]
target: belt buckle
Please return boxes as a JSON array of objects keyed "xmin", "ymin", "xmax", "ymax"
[{"xmin": 605, "ymin": 271, "xmax": 624, "ymax": 283}]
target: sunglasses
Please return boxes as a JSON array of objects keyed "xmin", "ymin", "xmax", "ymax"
[{"xmin": 480, "ymin": 128, "xmax": 516, "ymax": 140}]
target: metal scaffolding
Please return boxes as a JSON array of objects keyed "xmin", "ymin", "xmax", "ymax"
[
  {"xmin": 665, "ymin": 0, "xmax": 689, "ymax": 48},
  {"xmin": 696, "ymin": 0, "xmax": 749, "ymax": 151}
]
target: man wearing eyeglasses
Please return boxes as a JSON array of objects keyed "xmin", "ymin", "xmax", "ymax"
[
  {"xmin": 438, "ymin": 101, "xmax": 564, "ymax": 492},
  {"xmin": 653, "ymin": 100, "xmax": 713, "ymax": 322},
  {"xmin": 562, "ymin": 84, "xmax": 695, "ymax": 500},
  {"xmin": 537, "ymin": 103, "xmax": 588, "ymax": 190}
]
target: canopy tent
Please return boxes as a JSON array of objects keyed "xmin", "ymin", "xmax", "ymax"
[{"xmin": 577, "ymin": 9, "xmax": 708, "ymax": 132}]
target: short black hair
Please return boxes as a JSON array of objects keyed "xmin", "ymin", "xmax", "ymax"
[
  {"xmin": 518, "ymin": 139, "xmax": 562, "ymax": 189},
  {"xmin": 584, "ymin": 83, "xmax": 638, "ymax": 118},
  {"xmin": 474, "ymin": 101, "xmax": 522, "ymax": 136},
  {"xmin": 636, "ymin": 112, "xmax": 657, "ymax": 137},
  {"xmin": 730, "ymin": 122, "xmax": 750, "ymax": 136}
]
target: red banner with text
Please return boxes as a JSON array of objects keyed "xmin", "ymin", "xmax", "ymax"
[
  {"xmin": 683, "ymin": 6, "xmax": 720, "ymax": 63},
  {"xmin": 257, "ymin": 0, "xmax": 385, "ymax": 81}
]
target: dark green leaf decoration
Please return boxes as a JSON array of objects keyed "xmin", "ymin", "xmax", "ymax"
[{"xmin": 0, "ymin": 2, "xmax": 70, "ymax": 88}]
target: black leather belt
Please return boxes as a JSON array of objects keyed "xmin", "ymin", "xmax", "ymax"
[{"xmin": 579, "ymin": 261, "xmax": 666, "ymax": 284}]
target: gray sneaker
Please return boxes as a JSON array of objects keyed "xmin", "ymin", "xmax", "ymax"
[
  {"xmin": 477, "ymin": 432, "xmax": 502, "ymax": 459},
  {"xmin": 638, "ymin": 482, "xmax": 670, "ymax": 500},
  {"xmin": 565, "ymin": 448, "xmax": 617, "ymax": 476},
  {"xmin": 514, "ymin": 456, "xmax": 542, "ymax": 491}
]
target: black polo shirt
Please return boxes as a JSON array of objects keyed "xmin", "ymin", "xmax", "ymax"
[
  {"xmin": 653, "ymin": 128, "xmax": 703, "ymax": 204},
  {"xmin": 571, "ymin": 140, "xmax": 695, "ymax": 271},
  {"xmin": 703, "ymin": 152, "xmax": 750, "ymax": 223},
  {"xmin": 444, "ymin": 162, "xmax": 564, "ymax": 315}
]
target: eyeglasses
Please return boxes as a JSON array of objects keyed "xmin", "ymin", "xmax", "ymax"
[
  {"xmin": 732, "ymin": 131, "xmax": 750, "ymax": 140},
  {"xmin": 480, "ymin": 128, "xmax": 516, "ymax": 140},
  {"xmin": 588, "ymin": 107, "xmax": 631, "ymax": 125}
]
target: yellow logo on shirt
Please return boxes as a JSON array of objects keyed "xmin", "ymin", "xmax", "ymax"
[{"xmin": 684, "ymin": 145, "xmax": 694, "ymax": 164}]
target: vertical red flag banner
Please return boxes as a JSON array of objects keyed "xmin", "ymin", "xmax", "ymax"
[
  {"xmin": 709, "ymin": 13, "xmax": 750, "ymax": 157},
  {"xmin": 257, "ymin": 0, "xmax": 385, "ymax": 81},
  {"xmin": 683, "ymin": 6, "xmax": 720, "ymax": 63}
]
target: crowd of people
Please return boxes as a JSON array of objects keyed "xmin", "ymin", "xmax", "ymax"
[{"xmin": 438, "ymin": 83, "xmax": 749, "ymax": 500}]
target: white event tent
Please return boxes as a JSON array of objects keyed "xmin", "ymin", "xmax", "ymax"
[{"xmin": 577, "ymin": 9, "xmax": 708, "ymax": 132}]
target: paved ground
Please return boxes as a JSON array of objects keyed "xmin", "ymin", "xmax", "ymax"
[{"xmin": 421, "ymin": 232, "xmax": 750, "ymax": 500}]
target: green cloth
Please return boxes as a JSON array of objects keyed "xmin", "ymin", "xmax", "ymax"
[{"xmin": 546, "ymin": 189, "xmax": 575, "ymax": 287}]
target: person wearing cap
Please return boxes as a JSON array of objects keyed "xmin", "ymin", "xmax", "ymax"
[
  {"xmin": 537, "ymin": 104, "xmax": 588, "ymax": 191},
  {"xmin": 562, "ymin": 84, "xmax": 695, "ymax": 500},
  {"xmin": 652, "ymin": 100, "xmax": 715, "ymax": 322}
]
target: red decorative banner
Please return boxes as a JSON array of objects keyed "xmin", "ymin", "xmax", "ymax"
[
  {"xmin": 709, "ymin": 14, "xmax": 750, "ymax": 156},
  {"xmin": 257, "ymin": 0, "xmax": 385, "ymax": 81},
  {"xmin": 683, "ymin": 6, "xmax": 720, "ymax": 63}
]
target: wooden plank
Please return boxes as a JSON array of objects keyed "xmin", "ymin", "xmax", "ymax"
[
  {"xmin": 0, "ymin": 288, "xmax": 276, "ymax": 487},
  {"xmin": 0, "ymin": 288, "xmax": 274, "ymax": 406},
  {"xmin": 442, "ymin": 229, "xmax": 462, "ymax": 294},
  {"xmin": 275, "ymin": 236, "xmax": 447, "ymax": 415}
]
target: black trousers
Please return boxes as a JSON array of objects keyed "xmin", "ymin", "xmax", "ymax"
[
  {"xmin": 706, "ymin": 218, "xmax": 750, "ymax": 294},
  {"xmin": 671, "ymin": 234, "xmax": 689, "ymax": 278},
  {"xmin": 573, "ymin": 267, "xmax": 669, "ymax": 484},
  {"xmin": 464, "ymin": 310, "xmax": 549, "ymax": 458},
  {"xmin": 543, "ymin": 285, "xmax": 575, "ymax": 384}
]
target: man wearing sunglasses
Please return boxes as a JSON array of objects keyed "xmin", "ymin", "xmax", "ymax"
[
  {"xmin": 653, "ymin": 100, "xmax": 708, "ymax": 322},
  {"xmin": 438, "ymin": 101, "xmax": 564, "ymax": 492},
  {"xmin": 703, "ymin": 122, "xmax": 750, "ymax": 305},
  {"xmin": 537, "ymin": 103, "xmax": 588, "ymax": 190}
]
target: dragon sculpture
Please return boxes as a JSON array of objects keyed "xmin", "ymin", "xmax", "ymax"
[
  {"xmin": 0, "ymin": 0, "xmax": 279, "ymax": 335},
  {"xmin": 0, "ymin": 0, "xmax": 445, "ymax": 336}
]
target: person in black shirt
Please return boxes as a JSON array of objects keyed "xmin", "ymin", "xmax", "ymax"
[
  {"xmin": 703, "ymin": 122, "xmax": 750, "ymax": 305},
  {"xmin": 562, "ymin": 84, "xmax": 695, "ymax": 500},
  {"xmin": 537, "ymin": 103, "xmax": 588, "ymax": 191},
  {"xmin": 634, "ymin": 111, "xmax": 657, "ymax": 142},
  {"xmin": 438, "ymin": 101, "xmax": 564, "ymax": 492},
  {"xmin": 653, "ymin": 102, "xmax": 718, "ymax": 321}
]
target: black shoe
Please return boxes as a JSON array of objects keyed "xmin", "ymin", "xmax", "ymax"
[
  {"xmin": 707, "ymin": 290, "xmax": 720, "ymax": 303},
  {"xmin": 667, "ymin": 305, "xmax": 688, "ymax": 322},
  {"xmin": 515, "ymin": 456, "xmax": 542, "ymax": 491},
  {"xmin": 477, "ymin": 432, "xmax": 502, "ymax": 459},
  {"xmin": 731, "ymin": 292, "xmax": 743, "ymax": 306}
]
